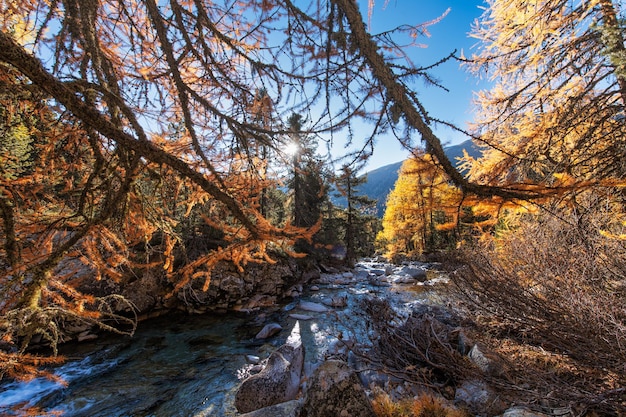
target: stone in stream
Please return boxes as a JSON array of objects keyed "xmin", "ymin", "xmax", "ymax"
[
  {"xmin": 289, "ymin": 313, "xmax": 313, "ymax": 320},
  {"xmin": 298, "ymin": 301, "xmax": 329, "ymax": 313},
  {"xmin": 255, "ymin": 322, "xmax": 283, "ymax": 339},
  {"xmin": 399, "ymin": 265, "xmax": 428, "ymax": 281},
  {"xmin": 321, "ymin": 295, "xmax": 348, "ymax": 308},
  {"xmin": 235, "ymin": 322, "xmax": 305, "ymax": 413}
]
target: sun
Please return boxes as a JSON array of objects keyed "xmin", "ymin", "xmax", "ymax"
[{"xmin": 284, "ymin": 142, "xmax": 300, "ymax": 156}]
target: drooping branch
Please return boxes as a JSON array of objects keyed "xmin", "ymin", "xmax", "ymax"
[
  {"xmin": 0, "ymin": 30, "xmax": 264, "ymax": 238},
  {"xmin": 332, "ymin": 0, "xmax": 565, "ymax": 201}
]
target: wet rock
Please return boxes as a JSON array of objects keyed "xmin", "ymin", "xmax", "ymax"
[
  {"xmin": 322, "ymin": 295, "xmax": 348, "ymax": 308},
  {"xmin": 255, "ymin": 323, "xmax": 283, "ymax": 339},
  {"xmin": 235, "ymin": 323, "xmax": 305, "ymax": 413},
  {"xmin": 390, "ymin": 274, "xmax": 417, "ymax": 284},
  {"xmin": 353, "ymin": 269, "xmax": 370, "ymax": 280},
  {"xmin": 300, "ymin": 360, "xmax": 375, "ymax": 417},
  {"xmin": 399, "ymin": 266, "xmax": 428, "ymax": 282},
  {"xmin": 368, "ymin": 275, "xmax": 391, "ymax": 287},
  {"xmin": 289, "ymin": 313, "xmax": 313, "ymax": 321},
  {"xmin": 246, "ymin": 355, "xmax": 261, "ymax": 364},
  {"xmin": 309, "ymin": 285, "xmax": 320, "ymax": 291},
  {"xmin": 298, "ymin": 301, "xmax": 329, "ymax": 313}
]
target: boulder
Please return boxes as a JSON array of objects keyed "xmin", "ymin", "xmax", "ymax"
[
  {"xmin": 501, "ymin": 406, "xmax": 552, "ymax": 417},
  {"xmin": 321, "ymin": 295, "xmax": 348, "ymax": 308},
  {"xmin": 298, "ymin": 301, "xmax": 329, "ymax": 313},
  {"xmin": 238, "ymin": 399, "xmax": 303, "ymax": 417},
  {"xmin": 390, "ymin": 274, "xmax": 418, "ymax": 284},
  {"xmin": 468, "ymin": 344, "xmax": 504, "ymax": 376},
  {"xmin": 353, "ymin": 269, "xmax": 370, "ymax": 280},
  {"xmin": 255, "ymin": 323, "xmax": 283, "ymax": 339},
  {"xmin": 300, "ymin": 360, "xmax": 375, "ymax": 417},
  {"xmin": 289, "ymin": 313, "xmax": 313, "ymax": 321},
  {"xmin": 399, "ymin": 266, "xmax": 428, "ymax": 282},
  {"xmin": 235, "ymin": 322, "xmax": 305, "ymax": 413},
  {"xmin": 454, "ymin": 379, "xmax": 506, "ymax": 415}
]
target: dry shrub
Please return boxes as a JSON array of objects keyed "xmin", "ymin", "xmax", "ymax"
[
  {"xmin": 449, "ymin": 192, "xmax": 626, "ymax": 414},
  {"xmin": 357, "ymin": 298, "xmax": 481, "ymax": 390},
  {"xmin": 372, "ymin": 389, "xmax": 468, "ymax": 417}
]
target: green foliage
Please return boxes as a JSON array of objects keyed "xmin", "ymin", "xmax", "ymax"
[
  {"xmin": 333, "ymin": 164, "xmax": 378, "ymax": 264},
  {"xmin": 285, "ymin": 113, "xmax": 329, "ymax": 253}
]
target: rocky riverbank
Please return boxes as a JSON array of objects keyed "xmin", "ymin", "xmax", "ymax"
[
  {"xmin": 231, "ymin": 260, "xmax": 557, "ymax": 417},
  {"xmin": 4, "ymin": 257, "xmax": 566, "ymax": 417}
]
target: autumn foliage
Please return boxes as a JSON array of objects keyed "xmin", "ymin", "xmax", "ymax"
[
  {"xmin": 378, "ymin": 152, "xmax": 463, "ymax": 259},
  {"xmin": 1, "ymin": 2, "xmax": 626, "ymax": 414}
]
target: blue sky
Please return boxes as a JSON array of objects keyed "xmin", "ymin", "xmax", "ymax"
[{"xmin": 356, "ymin": 0, "xmax": 487, "ymax": 171}]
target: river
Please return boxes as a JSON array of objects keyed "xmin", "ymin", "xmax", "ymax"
[{"xmin": 0, "ymin": 262, "xmax": 442, "ymax": 416}]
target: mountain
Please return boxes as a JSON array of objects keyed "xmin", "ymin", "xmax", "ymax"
[{"xmin": 332, "ymin": 140, "xmax": 481, "ymax": 217}]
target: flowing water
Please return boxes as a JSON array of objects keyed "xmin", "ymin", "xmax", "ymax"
[{"xmin": 0, "ymin": 265, "xmax": 440, "ymax": 417}]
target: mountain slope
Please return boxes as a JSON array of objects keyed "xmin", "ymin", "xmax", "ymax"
[{"xmin": 332, "ymin": 140, "xmax": 481, "ymax": 217}]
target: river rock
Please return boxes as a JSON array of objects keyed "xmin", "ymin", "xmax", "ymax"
[
  {"xmin": 468, "ymin": 343, "xmax": 504, "ymax": 376},
  {"xmin": 298, "ymin": 301, "xmax": 329, "ymax": 313},
  {"xmin": 300, "ymin": 360, "xmax": 375, "ymax": 417},
  {"xmin": 77, "ymin": 331, "xmax": 98, "ymax": 342},
  {"xmin": 400, "ymin": 265, "xmax": 428, "ymax": 281},
  {"xmin": 255, "ymin": 323, "xmax": 283, "ymax": 339},
  {"xmin": 321, "ymin": 295, "xmax": 348, "ymax": 308},
  {"xmin": 390, "ymin": 274, "xmax": 418, "ymax": 284},
  {"xmin": 501, "ymin": 406, "xmax": 552, "ymax": 417},
  {"xmin": 353, "ymin": 269, "xmax": 370, "ymax": 280},
  {"xmin": 454, "ymin": 379, "xmax": 506, "ymax": 415},
  {"xmin": 235, "ymin": 322, "xmax": 305, "ymax": 413},
  {"xmin": 238, "ymin": 399, "xmax": 303, "ymax": 417},
  {"xmin": 246, "ymin": 355, "xmax": 261, "ymax": 364},
  {"xmin": 368, "ymin": 274, "xmax": 391, "ymax": 287},
  {"xmin": 289, "ymin": 313, "xmax": 313, "ymax": 320}
]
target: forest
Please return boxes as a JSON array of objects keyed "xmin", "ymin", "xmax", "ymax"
[{"xmin": 0, "ymin": 0, "xmax": 625, "ymax": 415}]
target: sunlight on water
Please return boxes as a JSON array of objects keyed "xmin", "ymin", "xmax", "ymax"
[{"xmin": 0, "ymin": 266, "xmax": 437, "ymax": 416}]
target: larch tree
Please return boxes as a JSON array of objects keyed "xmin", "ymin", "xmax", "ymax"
[
  {"xmin": 464, "ymin": 0, "xmax": 626, "ymax": 187},
  {"xmin": 0, "ymin": 0, "xmax": 551, "ymax": 380},
  {"xmin": 379, "ymin": 152, "xmax": 462, "ymax": 259}
]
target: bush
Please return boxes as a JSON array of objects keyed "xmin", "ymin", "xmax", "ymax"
[{"xmin": 448, "ymin": 192, "xmax": 626, "ymax": 414}]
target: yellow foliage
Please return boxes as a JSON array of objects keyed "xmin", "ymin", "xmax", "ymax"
[
  {"xmin": 378, "ymin": 152, "xmax": 463, "ymax": 258},
  {"xmin": 465, "ymin": 0, "xmax": 626, "ymax": 188}
]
